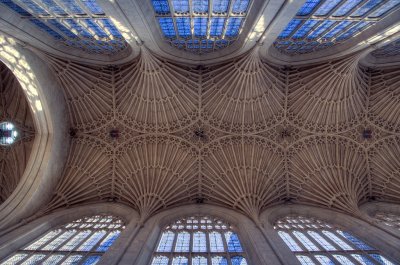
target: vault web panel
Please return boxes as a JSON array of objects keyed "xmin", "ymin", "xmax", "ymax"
[
  {"xmin": 274, "ymin": 0, "xmax": 400, "ymax": 55},
  {"xmin": 151, "ymin": 0, "xmax": 252, "ymax": 54},
  {"xmin": 0, "ymin": 0, "xmax": 128, "ymax": 55}
]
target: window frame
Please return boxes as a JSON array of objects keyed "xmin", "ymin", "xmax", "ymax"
[{"xmin": 150, "ymin": 215, "xmax": 249, "ymax": 265}]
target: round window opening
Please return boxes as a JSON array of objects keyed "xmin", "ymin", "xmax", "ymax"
[{"xmin": 0, "ymin": 122, "xmax": 18, "ymax": 145}]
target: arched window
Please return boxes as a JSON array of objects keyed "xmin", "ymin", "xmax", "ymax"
[
  {"xmin": 274, "ymin": 215, "xmax": 395, "ymax": 265},
  {"xmin": 1, "ymin": 214, "xmax": 124, "ymax": 264},
  {"xmin": 374, "ymin": 212, "xmax": 400, "ymax": 230},
  {"xmin": 151, "ymin": 215, "xmax": 248, "ymax": 265},
  {"xmin": 0, "ymin": 122, "xmax": 18, "ymax": 145}
]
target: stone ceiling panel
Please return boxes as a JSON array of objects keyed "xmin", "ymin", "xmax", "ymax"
[{"xmin": 288, "ymin": 136, "xmax": 369, "ymax": 214}]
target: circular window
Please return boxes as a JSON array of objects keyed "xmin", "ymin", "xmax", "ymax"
[{"xmin": 0, "ymin": 122, "xmax": 18, "ymax": 145}]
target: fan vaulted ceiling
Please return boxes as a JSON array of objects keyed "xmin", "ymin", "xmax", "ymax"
[{"xmin": 0, "ymin": 0, "xmax": 399, "ymax": 225}]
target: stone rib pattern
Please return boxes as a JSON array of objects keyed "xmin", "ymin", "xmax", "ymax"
[{"xmin": 41, "ymin": 47, "xmax": 400, "ymax": 222}]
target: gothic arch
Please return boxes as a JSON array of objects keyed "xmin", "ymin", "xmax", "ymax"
[{"xmin": 0, "ymin": 36, "xmax": 69, "ymax": 230}]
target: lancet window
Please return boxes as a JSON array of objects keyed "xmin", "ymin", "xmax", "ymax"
[
  {"xmin": 274, "ymin": 215, "xmax": 395, "ymax": 265},
  {"xmin": 1, "ymin": 215, "xmax": 125, "ymax": 265},
  {"xmin": 151, "ymin": 215, "xmax": 248, "ymax": 265}
]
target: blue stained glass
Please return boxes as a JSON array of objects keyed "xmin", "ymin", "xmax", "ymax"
[
  {"xmin": 193, "ymin": 0, "xmax": 208, "ymax": 13},
  {"xmin": 100, "ymin": 19, "xmax": 123, "ymax": 38},
  {"xmin": 176, "ymin": 17, "xmax": 191, "ymax": 38},
  {"xmin": 351, "ymin": 0, "xmax": 383, "ymax": 17},
  {"xmin": 85, "ymin": 20, "xmax": 108, "ymax": 38},
  {"xmin": 96, "ymin": 231, "xmax": 120, "ymax": 252},
  {"xmin": 308, "ymin": 20, "xmax": 335, "ymax": 39},
  {"xmin": 152, "ymin": 0, "xmax": 170, "ymax": 14},
  {"xmin": 215, "ymin": 39, "xmax": 229, "ymax": 47},
  {"xmin": 82, "ymin": 256, "xmax": 101, "ymax": 265},
  {"xmin": 211, "ymin": 257, "xmax": 228, "ymax": 265},
  {"xmin": 232, "ymin": 0, "xmax": 250, "ymax": 13},
  {"xmin": 63, "ymin": 0, "xmax": 85, "ymax": 14},
  {"xmin": 213, "ymin": 0, "xmax": 229, "ymax": 13},
  {"xmin": 225, "ymin": 17, "xmax": 242, "ymax": 37},
  {"xmin": 333, "ymin": 0, "xmax": 363, "ymax": 16},
  {"xmin": 316, "ymin": 41, "xmax": 334, "ymax": 50},
  {"xmin": 194, "ymin": 17, "xmax": 208, "ymax": 37},
  {"xmin": 369, "ymin": 254, "xmax": 395, "ymax": 265},
  {"xmin": 172, "ymin": 0, "xmax": 189, "ymax": 13},
  {"xmin": 210, "ymin": 17, "xmax": 225, "ymax": 37},
  {"xmin": 298, "ymin": 41, "xmax": 318, "ymax": 53},
  {"xmin": 30, "ymin": 19, "xmax": 64, "ymax": 39},
  {"xmin": 292, "ymin": 19, "xmax": 319, "ymax": 39},
  {"xmin": 279, "ymin": 19, "xmax": 302, "ymax": 38},
  {"xmin": 0, "ymin": 0, "xmax": 31, "ymax": 16},
  {"xmin": 48, "ymin": 20, "xmax": 76, "ymax": 38},
  {"xmin": 225, "ymin": 232, "xmax": 243, "ymax": 252},
  {"xmin": 158, "ymin": 18, "xmax": 176, "ymax": 37},
  {"xmin": 352, "ymin": 255, "xmax": 376, "ymax": 265},
  {"xmin": 297, "ymin": 0, "xmax": 321, "ymax": 16},
  {"xmin": 65, "ymin": 19, "xmax": 92, "ymax": 38},
  {"xmin": 172, "ymin": 39, "xmax": 185, "ymax": 48},
  {"xmin": 314, "ymin": 0, "xmax": 342, "ymax": 16},
  {"xmin": 82, "ymin": 0, "xmax": 104, "ymax": 15},
  {"xmin": 231, "ymin": 256, "xmax": 247, "ymax": 265},
  {"xmin": 322, "ymin": 20, "xmax": 353, "ymax": 39},
  {"xmin": 20, "ymin": 0, "xmax": 48, "ymax": 15},
  {"xmin": 368, "ymin": 0, "xmax": 400, "ymax": 17},
  {"xmin": 337, "ymin": 231, "xmax": 373, "ymax": 250},
  {"xmin": 373, "ymin": 38, "xmax": 400, "ymax": 57},
  {"xmin": 336, "ymin": 21, "xmax": 370, "ymax": 40},
  {"xmin": 41, "ymin": 0, "xmax": 66, "ymax": 15}
]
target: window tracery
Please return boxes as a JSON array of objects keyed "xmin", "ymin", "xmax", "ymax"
[
  {"xmin": 151, "ymin": 215, "xmax": 248, "ymax": 265},
  {"xmin": 151, "ymin": 0, "xmax": 252, "ymax": 54},
  {"xmin": 0, "ymin": 0, "xmax": 127, "ymax": 54},
  {"xmin": 274, "ymin": 0, "xmax": 400, "ymax": 55},
  {"xmin": 0, "ymin": 215, "xmax": 125, "ymax": 265},
  {"xmin": 274, "ymin": 215, "xmax": 395, "ymax": 265}
]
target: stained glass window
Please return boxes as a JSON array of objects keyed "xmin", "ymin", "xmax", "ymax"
[
  {"xmin": 274, "ymin": 0, "xmax": 400, "ymax": 55},
  {"xmin": 0, "ymin": 122, "xmax": 18, "ymax": 145},
  {"xmin": 373, "ymin": 211, "xmax": 400, "ymax": 229},
  {"xmin": 151, "ymin": 0, "xmax": 252, "ymax": 54},
  {"xmin": 1, "ymin": 215, "xmax": 125, "ymax": 265},
  {"xmin": 0, "ymin": 0, "xmax": 127, "ymax": 55},
  {"xmin": 151, "ymin": 216, "xmax": 248, "ymax": 265},
  {"xmin": 371, "ymin": 38, "xmax": 400, "ymax": 57},
  {"xmin": 274, "ymin": 215, "xmax": 395, "ymax": 264}
]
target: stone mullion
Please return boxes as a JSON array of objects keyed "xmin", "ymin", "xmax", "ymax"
[
  {"xmin": 167, "ymin": 231, "xmax": 178, "ymax": 265},
  {"xmin": 221, "ymin": 0, "xmax": 233, "ymax": 40}
]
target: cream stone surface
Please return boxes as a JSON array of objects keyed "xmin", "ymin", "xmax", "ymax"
[{"xmin": 0, "ymin": 0, "xmax": 399, "ymax": 264}]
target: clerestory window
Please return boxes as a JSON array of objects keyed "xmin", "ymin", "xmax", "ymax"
[
  {"xmin": 1, "ymin": 214, "xmax": 125, "ymax": 265},
  {"xmin": 274, "ymin": 215, "xmax": 395, "ymax": 265},
  {"xmin": 151, "ymin": 215, "xmax": 248, "ymax": 265}
]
